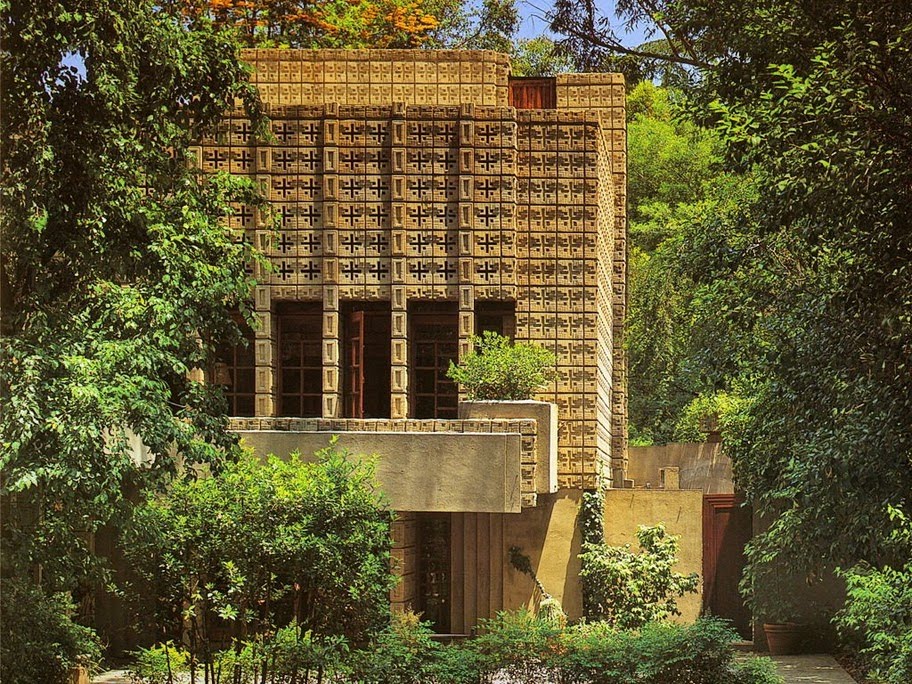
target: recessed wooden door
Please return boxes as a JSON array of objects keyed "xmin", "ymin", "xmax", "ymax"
[
  {"xmin": 509, "ymin": 78, "xmax": 556, "ymax": 109},
  {"xmin": 343, "ymin": 306, "xmax": 391, "ymax": 419},
  {"xmin": 344, "ymin": 310, "xmax": 365, "ymax": 418},
  {"xmin": 703, "ymin": 494, "xmax": 753, "ymax": 639}
]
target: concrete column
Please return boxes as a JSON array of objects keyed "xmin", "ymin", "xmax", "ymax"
[
  {"xmin": 389, "ymin": 104, "xmax": 409, "ymax": 419},
  {"xmin": 457, "ymin": 105, "xmax": 476, "ymax": 404},
  {"xmin": 253, "ymin": 284, "xmax": 275, "ymax": 417},
  {"xmin": 321, "ymin": 104, "xmax": 341, "ymax": 418}
]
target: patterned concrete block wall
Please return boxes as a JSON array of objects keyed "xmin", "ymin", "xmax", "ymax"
[
  {"xmin": 556, "ymin": 73, "xmax": 629, "ymax": 477},
  {"xmin": 248, "ymin": 49, "xmax": 510, "ymax": 107},
  {"xmin": 200, "ymin": 50, "xmax": 627, "ymax": 489}
]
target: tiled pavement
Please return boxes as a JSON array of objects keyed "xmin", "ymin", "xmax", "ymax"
[{"xmin": 772, "ymin": 655, "xmax": 858, "ymax": 684}]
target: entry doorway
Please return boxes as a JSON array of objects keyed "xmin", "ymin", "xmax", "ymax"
[
  {"xmin": 342, "ymin": 303, "xmax": 391, "ymax": 418},
  {"xmin": 702, "ymin": 494, "xmax": 753, "ymax": 639},
  {"xmin": 417, "ymin": 514, "xmax": 451, "ymax": 633}
]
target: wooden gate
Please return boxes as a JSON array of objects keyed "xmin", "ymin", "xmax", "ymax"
[{"xmin": 702, "ymin": 494, "xmax": 753, "ymax": 639}]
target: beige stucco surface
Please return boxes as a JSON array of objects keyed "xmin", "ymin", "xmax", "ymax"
[
  {"xmin": 237, "ymin": 430, "xmax": 523, "ymax": 513},
  {"xmin": 603, "ymin": 489, "xmax": 704, "ymax": 622},
  {"xmin": 459, "ymin": 401, "xmax": 559, "ymax": 494},
  {"xmin": 627, "ymin": 442, "xmax": 733, "ymax": 494},
  {"xmin": 502, "ymin": 490, "xmax": 585, "ymax": 620}
]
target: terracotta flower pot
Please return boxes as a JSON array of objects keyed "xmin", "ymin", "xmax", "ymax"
[{"xmin": 764, "ymin": 622, "xmax": 804, "ymax": 655}]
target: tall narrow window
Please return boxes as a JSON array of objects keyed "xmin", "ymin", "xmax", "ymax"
[
  {"xmin": 417, "ymin": 514, "xmax": 451, "ymax": 633},
  {"xmin": 212, "ymin": 317, "xmax": 256, "ymax": 417},
  {"xmin": 411, "ymin": 302, "xmax": 459, "ymax": 419},
  {"xmin": 278, "ymin": 303, "xmax": 322, "ymax": 417},
  {"xmin": 343, "ymin": 302, "xmax": 391, "ymax": 418}
]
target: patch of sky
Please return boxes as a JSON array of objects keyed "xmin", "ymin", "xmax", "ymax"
[{"xmin": 516, "ymin": 0, "xmax": 650, "ymax": 45}]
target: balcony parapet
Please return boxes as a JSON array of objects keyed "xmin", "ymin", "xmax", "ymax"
[{"xmin": 229, "ymin": 402, "xmax": 558, "ymax": 512}]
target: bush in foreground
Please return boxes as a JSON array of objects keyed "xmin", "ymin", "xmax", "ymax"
[
  {"xmin": 0, "ymin": 578, "xmax": 102, "ymax": 684},
  {"xmin": 129, "ymin": 612, "xmax": 781, "ymax": 684}
]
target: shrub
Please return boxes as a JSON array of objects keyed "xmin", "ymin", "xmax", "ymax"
[
  {"xmin": 447, "ymin": 331, "xmax": 556, "ymax": 400},
  {"xmin": 123, "ymin": 442, "xmax": 395, "ymax": 681},
  {"xmin": 553, "ymin": 618, "xmax": 779, "ymax": 684},
  {"xmin": 350, "ymin": 611, "xmax": 440, "ymax": 684},
  {"xmin": 468, "ymin": 608, "xmax": 561, "ymax": 684},
  {"xmin": 0, "ymin": 578, "xmax": 102, "ymax": 684},
  {"xmin": 579, "ymin": 523, "xmax": 699, "ymax": 629},
  {"xmin": 835, "ymin": 561, "xmax": 912, "ymax": 684},
  {"xmin": 212, "ymin": 627, "xmax": 349, "ymax": 684},
  {"xmin": 129, "ymin": 642, "xmax": 191, "ymax": 684},
  {"xmin": 731, "ymin": 657, "xmax": 783, "ymax": 684}
]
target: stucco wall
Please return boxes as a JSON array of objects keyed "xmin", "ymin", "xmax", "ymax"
[
  {"xmin": 628, "ymin": 442, "xmax": 733, "ymax": 494},
  {"xmin": 237, "ymin": 429, "xmax": 524, "ymax": 512},
  {"xmin": 603, "ymin": 489, "xmax": 704, "ymax": 622}
]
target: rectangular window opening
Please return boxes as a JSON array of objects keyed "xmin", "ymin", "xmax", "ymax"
[
  {"xmin": 277, "ymin": 302, "xmax": 322, "ymax": 417},
  {"xmin": 212, "ymin": 313, "xmax": 256, "ymax": 417},
  {"xmin": 475, "ymin": 301, "xmax": 516, "ymax": 339},
  {"xmin": 342, "ymin": 302, "xmax": 391, "ymax": 419},
  {"xmin": 410, "ymin": 301, "xmax": 459, "ymax": 419}
]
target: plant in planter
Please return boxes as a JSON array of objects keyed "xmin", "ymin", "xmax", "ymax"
[
  {"xmin": 447, "ymin": 331, "xmax": 556, "ymax": 400},
  {"xmin": 744, "ymin": 567, "xmax": 806, "ymax": 655}
]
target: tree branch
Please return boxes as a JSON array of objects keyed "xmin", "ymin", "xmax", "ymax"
[{"xmin": 558, "ymin": 22, "xmax": 711, "ymax": 69}]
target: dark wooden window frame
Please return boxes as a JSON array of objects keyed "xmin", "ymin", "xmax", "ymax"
[
  {"xmin": 410, "ymin": 303, "xmax": 459, "ymax": 419},
  {"xmin": 277, "ymin": 304, "xmax": 323, "ymax": 418},
  {"xmin": 212, "ymin": 316, "xmax": 256, "ymax": 417}
]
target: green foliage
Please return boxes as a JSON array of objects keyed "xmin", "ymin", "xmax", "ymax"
[
  {"xmin": 674, "ymin": 390, "xmax": 752, "ymax": 443},
  {"xmin": 510, "ymin": 37, "xmax": 575, "ymax": 77},
  {"xmin": 129, "ymin": 642, "xmax": 191, "ymax": 684},
  {"xmin": 0, "ymin": 578, "xmax": 102, "ymax": 684},
  {"xmin": 209, "ymin": 627, "xmax": 349, "ymax": 684},
  {"xmin": 617, "ymin": 82, "xmax": 736, "ymax": 445},
  {"xmin": 123, "ymin": 442, "xmax": 395, "ymax": 679},
  {"xmin": 554, "ymin": 619, "xmax": 751, "ymax": 684},
  {"xmin": 124, "ymin": 611, "xmax": 781, "ymax": 684},
  {"xmin": 465, "ymin": 615, "xmax": 780, "ymax": 684},
  {"xmin": 579, "ymin": 524, "xmax": 699, "ymax": 629},
  {"xmin": 1, "ymin": 0, "xmax": 265, "ymax": 593},
  {"xmin": 657, "ymin": 0, "xmax": 912, "ymax": 586},
  {"xmin": 835, "ymin": 561, "xmax": 912, "ymax": 684},
  {"xmin": 161, "ymin": 0, "xmax": 444, "ymax": 49},
  {"xmin": 470, "ymin": 608, "xmax": 559, "ymax": 683},
  {"xmin": 447, "ymin": 331, "xmax": 556, "ymax": 400},
  {"xmin": 731, "ymin": 657, "xmax": 783, "ymax": 684},
  {"xmin": 350, "ymin": 611, "xmax": 441, "ymax": 684},
  {"xmin": 428, "ymin": 0, "xmax": 518, "ymax": 53},
  {"xmin": 552, "ymin": 5, "xmax": 912, "ymax": 668}
]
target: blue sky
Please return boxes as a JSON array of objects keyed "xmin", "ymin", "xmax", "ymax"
[{"xmin": 516, "ymin": 0, "xmax": 651, "ymax": 45}]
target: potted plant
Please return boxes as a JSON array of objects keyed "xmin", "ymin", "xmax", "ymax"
[
  {"xmin": 447, "ymin": 331, "xmax": 556, "ymax": 401},
  {"xmin": 748, "ymin": 568, "xmax": 806, "ymax": 655}
]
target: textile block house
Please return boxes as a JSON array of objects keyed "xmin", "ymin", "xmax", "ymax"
[{"xmin": 198, "ymin": 49, "xmax": 628, "ymax": 632}]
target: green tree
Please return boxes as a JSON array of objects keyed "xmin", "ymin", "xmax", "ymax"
[
  {"xmin": 509, "ymin": 37, "xmax": 575, "ymax": 77},
  {"xmin": 1, "ymin": 0, "xmax": 263, "ymax": 598},
  {"xmin": 160, "ymin": 0, "xmax": 442, "ymax": 48},
  {"xmin": 622, "ymin": 82, "xmax": 734, "ymax": 444},
  {"xmin": 552, "ymin": 0, "xmax": 912, "ymax": 587},
  {"xmin": 427, "ymin": 0, "xmax": 518, "ymax": 53},
  {"xmin": 579, "ymin": 524, "xmax": 699, "ymax": 629}
]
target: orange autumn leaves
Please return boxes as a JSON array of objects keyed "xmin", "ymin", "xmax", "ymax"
[{"xmin": 162, "ymin": 0, "xmax": 442, "ymax": 48}]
